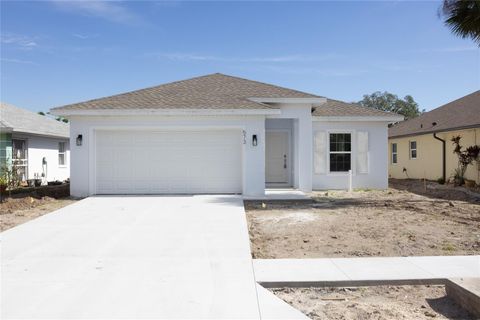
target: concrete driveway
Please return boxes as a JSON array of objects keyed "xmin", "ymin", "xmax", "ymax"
[{"xmin": 1, "ymin": 196, "xmax": 260, "ymax": 319}]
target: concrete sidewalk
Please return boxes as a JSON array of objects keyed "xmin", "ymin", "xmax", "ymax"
[{"xmin": 254, "ymin": 256, "xmax": 480, "ymax": 286}]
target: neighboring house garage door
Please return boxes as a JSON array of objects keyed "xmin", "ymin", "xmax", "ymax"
[{"xmin": 95, "ymin": 130, "xmax": 242, "ymax": 194}]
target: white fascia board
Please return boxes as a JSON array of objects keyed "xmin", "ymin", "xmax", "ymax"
[
  {"xmin": 12, "ymin": 130, "xmax": 69, "ymax": 139},
  {"xmin": 249, "ymin": 97, "xmax": 327, "ymax": 104},
  {"xmin": 313, "ymin": 115, "xmax": 404, "ymax": 123},
  {"xmin": 50, "ymin": 108, "xmax": 281, "ymax": 117}
]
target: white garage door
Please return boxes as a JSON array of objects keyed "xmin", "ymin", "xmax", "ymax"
[{"xmin": 95, "ymin": 130, "xmax": 242, "ymax": 194}]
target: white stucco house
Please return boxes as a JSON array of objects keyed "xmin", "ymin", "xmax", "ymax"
[
  {"xmin": 50, "ymin": 73, "xmax": 402, "ymax": 197},
  {"xmin": 1, "ymin": 102, "xmax": 70, "ymax": 184}
]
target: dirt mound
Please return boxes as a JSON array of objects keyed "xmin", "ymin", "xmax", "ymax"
[{"xmin": 0, "ymin": 196, "xmax": 56, "ymax": 215}]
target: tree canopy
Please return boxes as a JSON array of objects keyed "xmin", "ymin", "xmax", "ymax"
[
  {"xmin": 357, "ymin": 91, "xmax": 424, "ymax": 120},
  {"xmin": 441, "ymin": 0, "xmax": 480, "ymax": 46}
]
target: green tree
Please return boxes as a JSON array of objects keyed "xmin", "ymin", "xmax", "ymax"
[
  {"xmin": 358, "ymin": 91, "xmax": 423, "ymax": 120},
  {"xmin": 55, "ymin": 116, "xmax": 69, "ymax": 123},
  {"xmin": 441, "ymin": 0, "xmax": 480, "ymax": 46},
  {"xmin": 37, "ymin": 111, "xmax": 45, "ymax": 116}
]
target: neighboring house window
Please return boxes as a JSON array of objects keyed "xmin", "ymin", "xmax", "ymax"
[
  {"xmin": 329, "ymin": 133, "xmax": 351, "ymax": 172},
  {"xmin": 409, "ymin": 141, "xmax": 417, "ymax": 159},
  {"xmin": 391, "ymin": 143, "xmax": 398, "ymax": 164},
  {"xmin": 58, "ymin": 142, "xmax": 66, "ymax": 166},
  {"xmin": 12, "ymin": 139, "xmax": 28, "ymax": 181}
]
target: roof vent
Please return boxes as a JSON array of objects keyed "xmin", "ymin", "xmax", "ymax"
[{"xmin": 432, "ymin": 122, "xmax": 437, "ymax": 126}]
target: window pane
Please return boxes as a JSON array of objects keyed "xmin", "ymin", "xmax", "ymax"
[
  {"xmin": 330, "ymin": 153, "xmax": 351, "ymax": 172},
  {"xmin": 59, "ymin": 154, "xmax": 65, "ymax": 166},
  {"xmin": 13, "ymin": 140, "xmax": 26, "ymax": 159},
  {"xmin": 392, "ymin": 154, "xmax": 397, "ymax": 164},
  {"xmin": 330, "ymin": 133, "xmax": 351, "ymax": 152},
  {"xmin": 392, "ymin": 143, "xmax": 397, "ymax": 152},
  {"xmin": 58, "ymin": 142, "xmax": 65, "ymax": 153},
  {"xmin": 410, "ymin": 141, "xmax": 416, "ymax": 149},
  {"xmin": 411, "ymin": 150, "xmax": 417, "ymax": 159}
]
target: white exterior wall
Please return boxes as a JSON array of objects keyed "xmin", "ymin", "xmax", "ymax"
[
  {"xmin": 312, "ymin": 121, "xmax": 388, "ymax": 190},
  {"xmin": 13, "ymin": 134, "xmax": 70, "ymax": 182},
  {"xmin": 69, "ymin": 115, "xmax": 266, "ymax": 197}
]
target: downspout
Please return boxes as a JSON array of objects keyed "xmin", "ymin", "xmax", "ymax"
[{"xmin": 433, "ymin": 133, "xmax": 446, "ymax": 181}]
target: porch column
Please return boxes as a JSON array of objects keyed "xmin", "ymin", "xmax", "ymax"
[
  {"xmin": 298, "ymin": 113, "xmax": 313, "ymax": 192},
  {"xmin": 243, "ymin": 117, "xmax": 265, "ymax": 196}
]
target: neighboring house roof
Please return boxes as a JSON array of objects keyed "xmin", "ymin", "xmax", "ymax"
[
  {"xmin": 51, "ymin": 73, "xmax": 320, "ymax": 112},
  {"xmin": 0, "ymin": 120, "xmax": 13, "ymax": 132},
  {"xmin": 389, "ymin": 91, "xmax": 480, "ymax": 138},
  {"xmin": 313, "ymin": 99, "xmax": 398, "ymax": 118},
  {"xmin": 0, "ymin": 102, "xmax": 69, "ymax": 138}
]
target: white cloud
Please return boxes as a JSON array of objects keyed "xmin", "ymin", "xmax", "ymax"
[
  {"xmin": 147, "ymin": 52, "xmax": 340, "ymax": 63},
  {"xmin": 72, "ymin": 33, "xmax": 99, "ymax": 39},
  {"xmin": 0, "ymin": 33, "xmax": 38, "ymax": 49},
  {"xmin": 1, "ymin": 58, "xmax": 37, "ymax": 65},
  {"xmin": 409, "ymin": 46, "xmax": 479, "ymax": 53},
  {"xmin": 51, "ymin": 1, "xmax": 142, "ymax": 25},
  {"xmin": 260, "ymin": 65, "xmax": 368, "ymax": 77}
]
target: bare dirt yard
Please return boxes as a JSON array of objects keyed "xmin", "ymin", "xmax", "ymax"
[
  {"xmin": 0, "ymin": 196, "xmax": 77, "ymax": 231},
  {"xmin": 246, "ymin": 179, "xmax": 480, "ymax": 258},
  {"xmin": 270, "ymin": 285, "xmax": 474, "ymax": 320}
]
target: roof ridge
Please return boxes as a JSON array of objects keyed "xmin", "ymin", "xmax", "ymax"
[
  {"xmin": 51, "ymin": 73, "xmax": 220, "ymax": 111},
  {"xmin": 422, "ymin": 90, "xmax": 480, "ymax": 116},
  {"xmin": 393, "ymin": 90, "xmax": 480, "ymax": 126},
  {"xmin": 325, "ymin": 97, "xmax": 399, "ymax": 116},
  {"xmin": 1, "ymin": 102, "xmax": 68, "ymax": 127},
  {"xmin": 0, "ymin": 102, "xmax": 69, "ymax": 137},
  {"xmin": 213, "ymin": 73, "xmax": 322, "ymax": 98},
  {"xmin": 51, "ymin": 73, "xmax": 320, "ymax": 111},
  {"xmin": 389, "ymin": 90, "xmax": 480, "ymax": 138}
]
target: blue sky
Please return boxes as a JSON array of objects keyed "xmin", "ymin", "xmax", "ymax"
[{"xmin": 1, "ymin": 1, "xmax": 479, "ymax": 113}]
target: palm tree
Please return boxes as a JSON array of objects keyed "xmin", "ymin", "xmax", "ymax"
[{"xmin": 441, "ymin": 0, "xmax": 480, "ymax": 46}]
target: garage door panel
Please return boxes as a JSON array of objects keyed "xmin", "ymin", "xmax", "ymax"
[{"xmin": 95, "ymin": 130, "xmax": 242, "ymax": 194}]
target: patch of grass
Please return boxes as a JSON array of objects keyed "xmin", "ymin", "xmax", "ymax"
[{"xmin": 442, "ymin": 243, "xmax": 456, "ymax": 251}]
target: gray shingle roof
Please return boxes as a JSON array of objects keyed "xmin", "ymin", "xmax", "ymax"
[
  {"xmin": 0, "ymin": 102, "xmax": 69, "ymax": 138},
  {"xmin": 313, "ymin": 99, "xmax": 400, "ymax": 117},
  {"xmin": 51, "ymin": 73, "xmax": 320, "ymax": 111},
  {"xmin": 389, "ymin": 91, "xmax": 480, "ymax": 138}
]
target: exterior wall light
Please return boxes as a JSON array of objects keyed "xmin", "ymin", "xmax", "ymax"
[
  {"xmin": 252, "ymin": 134, "xmax": 258, "ymax": 146},
  {"xmin": 76, "ymin": 134, "xmax": 83, "ymax": 146}
]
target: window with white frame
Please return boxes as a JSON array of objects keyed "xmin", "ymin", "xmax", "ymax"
[
  {"xmin": 12, "ymin": 139, "xmax": 28, "ymax": 181},
  {"xmin": 58, "ymin": 142, "xmax": 66, "ymax": 166},
  {"xmin": 409, "ymin": 141, "xmax": 417, "ymax": 159},
  {"xmin": 391, "ymin": 143, "xmax": 398, "ymax": 164},
  {"xmin": 329, "ymin": 133, "xmax": 351, "ymax": 172}
]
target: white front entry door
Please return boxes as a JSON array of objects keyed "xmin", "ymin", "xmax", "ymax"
[
  {"xmin": 95, "ymin": 130, "xmax": 242, "ymax": 194},
  {"xmin": 265, "ymin": 131, "xmax": 290, "ymax": 184}
]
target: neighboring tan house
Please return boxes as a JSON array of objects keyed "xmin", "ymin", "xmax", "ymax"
[
  {"xmin": 50, "ymin": 73, "xmax": 402, "ymax": 197},
  {"xmin": 388, "ymin": 91, "xmax": 480, "ymax": 184},
  {"xmin": 0, "ymin": 102, "xmax": 70, "ymax": 184}
]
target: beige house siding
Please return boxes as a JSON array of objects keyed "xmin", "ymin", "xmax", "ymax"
[{"xmin": 389, "ymin": 127, "xmax": 480, "ymax": 183}]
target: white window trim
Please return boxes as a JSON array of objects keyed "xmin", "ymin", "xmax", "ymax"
[
  {"xmin": 409, "ymin": 140, "xmax": 417, "ymax": 160},
  {"xmin": 328, "ymin": 131, "xmax": 353, "ymax": 174},
  {"xmin": 58, "ymin": 142, "xmax": 67, "ymax": 167},
  {"xmin": 391, "ymin": 143, "xmax": 398, "ymax": 164}
]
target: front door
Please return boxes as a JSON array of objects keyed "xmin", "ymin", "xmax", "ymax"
[{"xmin": 265, "ymin": 131, "xmax": 290, "ymax": 185}]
